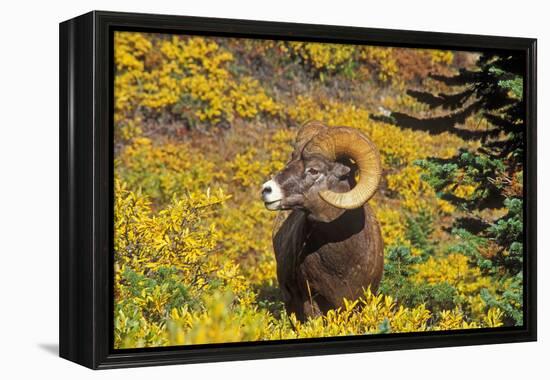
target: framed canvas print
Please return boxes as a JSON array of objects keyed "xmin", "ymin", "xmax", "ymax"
[{"xmin": 59, "ymin": 11, "xmax": 537, "ymax": 369}]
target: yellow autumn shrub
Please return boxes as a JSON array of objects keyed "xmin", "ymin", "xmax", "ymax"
[
  {"xmin": 387, "ymin": 166, "xmax": 455, "ymax": 215},
  {"xmin": 115, "ymin": 137, "xmax": 225, "ymax": 204},
  {"xmin": 117, "ymin": 284, "xmax": 504, "ymax": 348},
  {"xmin": 114, "ymin": 32, "xmax": 280, "ymax": 127},
  {"xmin": 289, "ymin": 41, "xmax": 355, "ymax": 72},
  {"xmin": 359, "ymin": 47, "xmax": 400, "ymax": 84}
]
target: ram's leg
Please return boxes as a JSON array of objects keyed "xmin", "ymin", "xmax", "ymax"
[
  {"xmin": 302, "ymin": 280, "xmax": 323, "ymax": 320},
  {"xmin": 302, "ymin": 298, "xmax": 322, "ymax": 320}
]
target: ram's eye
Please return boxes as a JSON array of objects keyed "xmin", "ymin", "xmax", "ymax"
[{"xmin": 307, "ymin": 168, "xmax": 319, "ymax": 175}]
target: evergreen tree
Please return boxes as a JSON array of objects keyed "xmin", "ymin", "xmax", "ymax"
[{"xmin": 377, "ymin": 52, "xmax": 525, "ymax": 325}]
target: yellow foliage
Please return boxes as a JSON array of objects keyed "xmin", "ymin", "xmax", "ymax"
[
  {"xmin": 228, "ymin": 128, "xmax": 294, "ymax": 187},
  {"xmin": 114, "ymin": 32, "xmax": 152, "ymax": 71},
  {"xmin": 435, "ymin": 308, "xmax": 479, "ymax": 331},
  {"xmin": 116, "ymin": 137, "xmax": 225, "ymax": 203},
  {"xmin": 359, "ymin": 47, "xmax": 399, "ymax": 84},
  {"xmin": 167, "ymin": 291, "xmax": 272, "ymax": 345},
  {"xmin": 114, "ymin": 179, "xmax": 229, "ymax": 291},
  {"xmin": 484, "ymin": 307, "xmax": 505, "ymax": 328},
  {"xmin": 450, "ymin": 183, "xmax": 477, "ymax": 199},
  {"xmin": 387, "ymin": 166, "xmax": 454, "ymax": 215},
  {"xmin": 430, "ymin": 50, "xmax": 454, "ymax": 65},
  {"xmin": 114, "ymin": 32, "xmax": 280, "ymax": 125},
  {"xmin": 289, "ymin": 42, "xmax": 355, "ymax": 72},
  {"xmin": 217, "ymin": 201, "xmax": 278, "ymax": 286},
  {"xmin": 413, "ymin": 253, "xmax": 493, "ymax": 295},
  {"xmin": 411, "ymin": 253, "xmax": 503, "ymax": 322},
  {"xmin": 117, "ymin": 285, "xmax": 504, "ymax": 348}
]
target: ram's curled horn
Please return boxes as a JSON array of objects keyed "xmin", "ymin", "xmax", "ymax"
[
  {"xmin": 294, "ymin": 120, "xmax": 328, "ymax": 150},
  {"xmin": 304, "ymin": 126, "xmax": 382, "ymax": 209}
]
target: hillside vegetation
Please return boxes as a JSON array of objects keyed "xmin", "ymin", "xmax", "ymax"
[{"xmin": 113, "ymin": 32, "xmax": 522, "ymax": 348}]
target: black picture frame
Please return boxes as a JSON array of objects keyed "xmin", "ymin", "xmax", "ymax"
[{"xmin": 59, "ymin": 10, "xmax": 537, "ymax": 369}]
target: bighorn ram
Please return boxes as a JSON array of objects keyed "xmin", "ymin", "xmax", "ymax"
[{"xmin": 261, "ymin": 121, "xmax": 384, "ymax": 321}]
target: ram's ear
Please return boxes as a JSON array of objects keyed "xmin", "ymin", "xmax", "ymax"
[{"xmin": 331, "ymin": 162, "xmax": 351, "ymax": 179}]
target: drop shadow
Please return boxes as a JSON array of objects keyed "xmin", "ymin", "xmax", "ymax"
[{"xmin": 38, "ymin": 343, "xmax": 59, "ymax": 356}]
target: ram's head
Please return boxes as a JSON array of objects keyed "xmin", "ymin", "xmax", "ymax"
[{"xmin": 261, "ymin": 121, "xmax": 382, "ymax": 215}]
